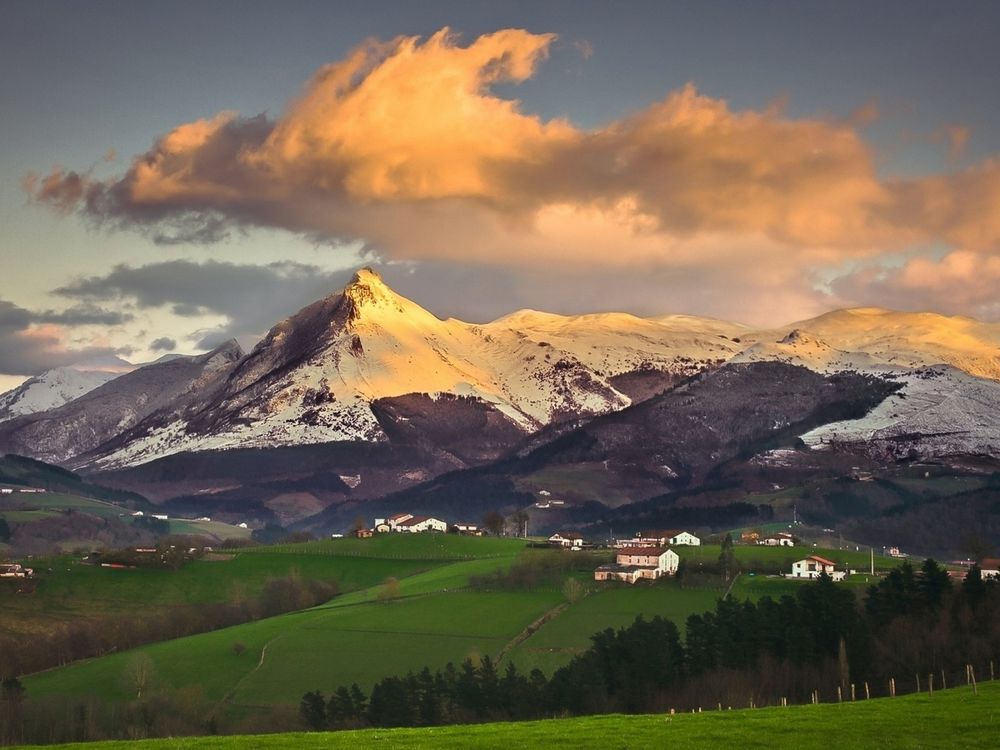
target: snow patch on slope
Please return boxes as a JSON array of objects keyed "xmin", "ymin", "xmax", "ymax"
[{"xmin": 801, "ymin": 366, "xmax": 1000, "ymax": 459}]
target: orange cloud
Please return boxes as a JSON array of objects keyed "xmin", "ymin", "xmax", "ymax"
[
  {"xmin": 832, "ymin": 249, "xmax": 1000, "ymax": 320},
  {"xmin": 24, "ymin": 27, "xmax": 1000, "ymax": 282}
]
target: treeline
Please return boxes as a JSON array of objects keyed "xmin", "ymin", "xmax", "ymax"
[
  {"xmin": 0, "ymin": 574, "xmax": 337, "ymax": 679},
  {"xmin": 302, "ymin": 562, "xmax": 1000, "ymax": 730}
]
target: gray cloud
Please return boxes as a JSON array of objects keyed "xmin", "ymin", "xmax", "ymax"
[
  {"xmin": 149, "ymin": 336, "xmax": 177, "ymax": 352},
  {"xmin": 56, "ymin": 259, "xmax": 362, "ymax": 346},
  {"xmin": 0, "ymin": 299, "xmax": 127, "ymax": 376}
]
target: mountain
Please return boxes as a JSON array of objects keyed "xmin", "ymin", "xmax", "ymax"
[
  {"xmin": 308, "ymin": 362, "xmax": 901, "ymax": 529},
  {"xmin": 746, "ymin": 308, "xmax": 1000, "ymax": 379},
  {"xmin": 0, "ymin": 367, "xmax": 119, "ymax": 421},
  {"xmin": 85, "ymin": 269, "xmax": 747, "ymax": 469},
  {"xmin": 0, "ymin": 341, "xmax": 244, "ymax": 465},
  {"xmin": 4, "ymin": 268, "xmax": 1000, "ymax": 535}
]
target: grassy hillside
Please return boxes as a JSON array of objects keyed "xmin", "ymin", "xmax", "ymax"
[
  {"xmin": 0, "ymin": 454, "xmax": 148, "ymax": 507},
  {"xmin": 17, "ymin": 681, "xmax": 1000, "ymax": 749},
  {"xmin": 21, "ymin": 537, "xmax": 881, "ymax": 718},
  {"xmin": 2, "ymin": 535, "xmax": 526, "ymax": 639}
]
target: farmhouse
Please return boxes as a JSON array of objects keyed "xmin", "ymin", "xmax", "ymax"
[
  {"xmin": 375, "ymin": 513, "xmax": 448, "ymax": 533},
  {"xmin": 0, "ymin": 563, "xmax": 32, "ymax": 578},
  {"xmin": 548, "ymin": 531, "xmax": 584, "ymax": 549},
  {"xmin": 790, "ymin": 555, "xmax": 845, "ymax": 581},
  {"xmin": 353, "ymin": 528, "xmax": 373, "ymax": 538},
  {"xmin": 595, "ymin": 547, "xmax": 679, "ymax": 584},
  {"xmin": 451, "ymin": 523, "xmax": 482, "ymax": 536},
  {"xmin": 759, "ymin": 532, "xmax": 795, "ymax": 547},
  {"xmin": 980, "ymin": 558, "xmax": 1000, "ymax": 580},
  {"xmin": 0, "ymin": 488, "xmax": 13, "ymax": 494},
  {"xmin": 630, "ymin": 529, "xmax": 701, "ymax": 546}
]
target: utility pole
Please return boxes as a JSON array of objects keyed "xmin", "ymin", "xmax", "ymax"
[{"xmin": 870, "ymin": 546, "xmax": 875, "ymax": 576}]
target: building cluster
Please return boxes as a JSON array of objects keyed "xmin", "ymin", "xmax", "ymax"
[
  {"xmin": 353, "ymin": 513, "xmax": 480, "ymax": 538},
  {"xmin": 594, "ymin": 547, "xmax": 680, "ymax": 584},
  {"xmin": 584, "ymin": 529, "xmax": 701, "ymax": 585},
  {"xmin": 616, "ymin": 529, "xmax": 702, "ymax": 547}
]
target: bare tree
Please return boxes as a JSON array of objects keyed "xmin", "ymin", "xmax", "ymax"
[{"xmin": 122, "ymin": 653, "xmax": 157, "ymax": 699}]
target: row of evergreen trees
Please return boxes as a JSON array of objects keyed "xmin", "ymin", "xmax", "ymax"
[{"xmin": 302, "ymin": 561, "xmax": 1000, "ymax": 730}]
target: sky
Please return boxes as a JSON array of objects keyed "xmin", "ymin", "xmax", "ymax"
[{"xmin": 2, "ymin": 0, "xmax": 1000, "ymax": 390}]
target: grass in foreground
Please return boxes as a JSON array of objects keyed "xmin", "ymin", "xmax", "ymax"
[{"xmin": 17, "ymin": 680, "xmax": 1000, "ymax": 749}]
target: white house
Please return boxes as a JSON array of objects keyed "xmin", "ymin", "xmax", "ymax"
[
  {"xmin": 759, "ymin": 532, "xmax": 795, "ymax": 547},
  {"xmin": 548, "ymin": 531, "xmax": 584, "ymax": 549},
  {"xmin": 451, "ymin": 523, "xmax": 482, "ymax": 535},
  {"xmin": 790, "ymin": 555, "xmax": 845, "ymax": 581},
  {"xmin": 0, "ymin": 488, "xmax": 13, "ymax": 494},
  {"xmin": 633, "ymin": 529, "xmax": 701, "ymax": 546},
  {"xmin": 375, "ymin": 513, "xmax": 447, "ymax": 534},
  {"xmin": 0, "ymin": 563, "xmax": 33, "ymax": 578},
  {"xmin": 980, "ymin": 558, "xmax": 1000, "ymax": 580},
  {"xmin": 595, "ymin": 547, "xmax": 680, "ymax": 584}
]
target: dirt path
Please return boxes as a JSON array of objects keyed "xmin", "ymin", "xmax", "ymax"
[
  {"xmin": 211, "ymin": 635, "xmax": 283, "ymax": 715},
  {"xmin": 495, "ymin": 600, "xmax": 571, "ymax": 665}
]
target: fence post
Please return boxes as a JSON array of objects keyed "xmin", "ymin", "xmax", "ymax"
[
  {"xmin": 850, "ymin": 683, "xmax": 856, "ymax": 702},
  {"xmin": 915, "ymin": 674, "xmax": 921, "ymax": 693},
  {"xmin": 837, "ymin": 686, "xmax": 842, "ymax": 703},
  {"xmin": 991, "ymin": 660, "xmax": 995, "ymax": 681},
  {"xmin": 864, "ymin": 682, "xmax": 870, "ymax": 700},
  {"xmin": 928, "ymin": 674, "xmax": 934, "ymax": 695},
  {"xmin": 940, "ymin": 668, "xmax": 946, "ymax": 690},
  {"xmin": 971, "ymin": 666, "xmax": 978, "ymax": 696},
  {"xmin": 890, "ymin": 677, "xmax": 896, "ymax": 697}
]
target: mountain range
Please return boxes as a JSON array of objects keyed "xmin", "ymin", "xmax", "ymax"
[{"xmin": 1, "ymin": 268, "xmax": 999, "ymax": 544}]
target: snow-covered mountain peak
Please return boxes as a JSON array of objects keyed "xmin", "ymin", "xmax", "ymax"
[{"xmin": 0, "ymin": 367, "xmax": 119, "ymax": 422}]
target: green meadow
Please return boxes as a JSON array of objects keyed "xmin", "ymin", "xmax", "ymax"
[
  {"xmin": 19, "ymin": 536, "xmax": 883, "ymax": 716},
  {"xmin": 16, "ymin": 680, "xmax": 1000, "ymax": 750}
]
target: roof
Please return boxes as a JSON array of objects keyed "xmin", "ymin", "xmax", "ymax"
[
  {"xmin": 638, "ymin": 529, "xmax": 682, "ymax": 539},
  {"xmin": 979, "ymin": 558, "xmax": 1000, "ymax": 570},
  {"xmin": 618, "ymin": 546, "xmax": 669, "ymax": 557},
  {"xmin": 801, "ymin": 555, "xmax": 837, "ymax": 567},
  {"xmin": 388, "ymin": 512, "xmax": 413, "ymax": 522},
  {"xmin": 396, "ymin": 515, "xmax": 441, "ymax": 527},
  {"xmin": 597, "ymin": 564, "xmax": 658, "ymax": 573}
]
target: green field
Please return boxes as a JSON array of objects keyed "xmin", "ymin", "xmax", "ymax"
[
  {"xmin": 678, "ymin": 543, "xmax": 903, "ymax": 574},
  {"xmin": 20, "ymin": 539, "xmax": 905, "ymax": 719},
  {"xmin": 1, "ymin": 490, "xmax": 251, "ymax": 543},
  {"xmin": 17, "ymin": 681, "xmax": 1000, "ymax": 749},
  {"xmin": 2, "ymin": 532, "xmax": 526, "ymax": 637},
  {"xmin": 0, "ymin": 491, "xmax": 133, "ymax": 521}
]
